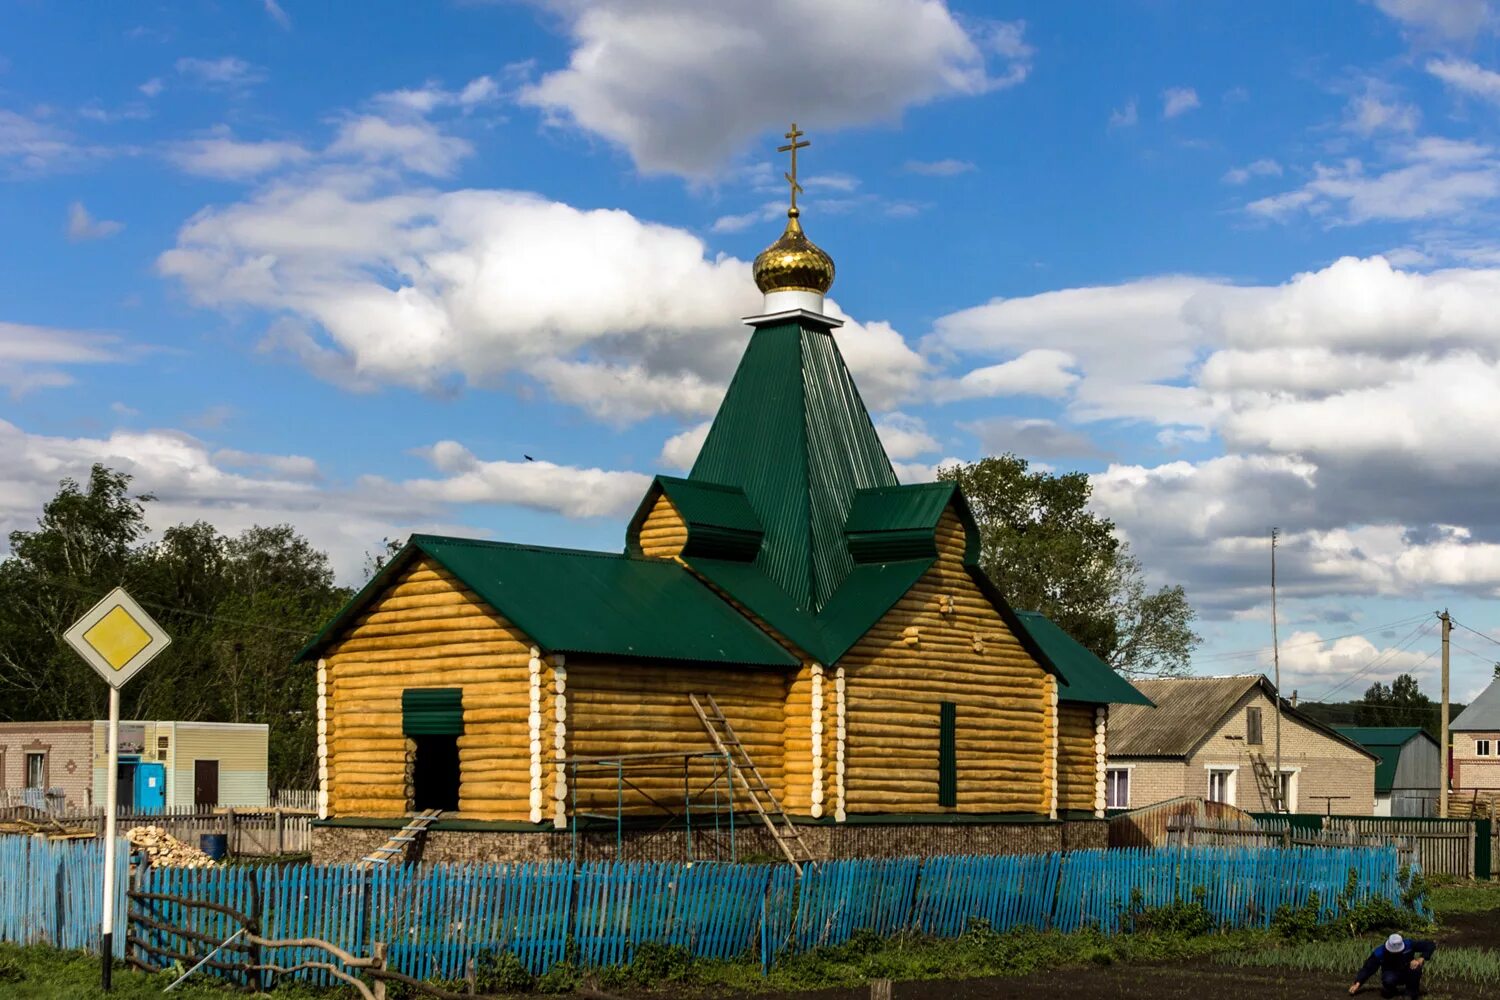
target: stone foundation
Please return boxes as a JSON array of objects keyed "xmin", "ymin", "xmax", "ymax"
[{"xmin": 313, "ymin": 816, "xmax": 1108, "ymax": 865}]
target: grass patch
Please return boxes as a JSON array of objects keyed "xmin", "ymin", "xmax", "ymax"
[
  {"xmin": 0, "ymin": 942, "xmax": 334, "ymax": 999},
  {"xmin": 1429, "ymin": 880, "xmax": 1500, "ymax": 917},
  {"xmin": 1218, "ymin": 939, "xmax": 1500, "ymax": 988}
]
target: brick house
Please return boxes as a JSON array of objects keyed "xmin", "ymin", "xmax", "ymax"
[
  {"xmin": 1451, "ymin": 677, "xmax": 1500, "ymax": 791},
  {"xmin": 1106, "ymin": 675, "xmax": 1378, "ymax": 815},
  {"xmin": 0, "ymin": 721, "xmax": 93, "ymax": 810}
]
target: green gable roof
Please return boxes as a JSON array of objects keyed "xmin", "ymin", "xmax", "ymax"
[
  {"xmin": 296, "ymin": 535, "xmax": 798, "ymax": 668},
  {"xmin": 1334, "ymin": 726, "xmax": 1432, "ymax": 794},
  {"xmin": 1013, "ymin": 611, "xmax": 1155, "ymax": 706}
]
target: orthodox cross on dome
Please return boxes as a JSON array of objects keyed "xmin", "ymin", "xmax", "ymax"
[{"xmin": 778, "ymin": 122, "xmax": 809, "ymax": 214}]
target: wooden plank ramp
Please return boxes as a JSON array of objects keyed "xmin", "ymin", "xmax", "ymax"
[{"xmin": 356, "ymin": 810, "xmax": 442, "ymax": 869}]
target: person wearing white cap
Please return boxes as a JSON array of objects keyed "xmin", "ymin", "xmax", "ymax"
[{"xmin": 1349, "ymin": 932, "xmax": 1437, "ymax": 997}]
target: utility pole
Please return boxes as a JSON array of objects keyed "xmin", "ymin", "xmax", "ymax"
[
  {"xmin": 1271, "ymin": 528, "xmax": 1283, "ymax": 812},
  {"xmin": 1440, "ymin": 609, "xmax": 1451, "ymax": 819}
]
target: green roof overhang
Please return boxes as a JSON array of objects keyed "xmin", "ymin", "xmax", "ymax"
[{"xmin": 1012, "ymin": 610, "xmax": 1155, "ymax": 706}]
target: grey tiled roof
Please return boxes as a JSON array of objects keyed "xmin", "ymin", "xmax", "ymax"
[{"xmin": 1451, "ymin": 678, "xmax": 1500, "ymax": 731}]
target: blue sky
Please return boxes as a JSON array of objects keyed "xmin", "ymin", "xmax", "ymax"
[{"xmin": 5, "ymin": 0, "xmax": 1500, "ymax": 701}]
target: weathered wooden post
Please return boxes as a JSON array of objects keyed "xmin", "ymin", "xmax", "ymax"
[
  {"xmin": 274, "ymin": 808, "xmax": 284, "ymax": 857},
  {"xmin": 869, "ymin": 978, "xmax": 893, "ymax": 1000},
  {"xmin": 371, "ymin": 942, "xmax": 388, "ymax": 1000}
]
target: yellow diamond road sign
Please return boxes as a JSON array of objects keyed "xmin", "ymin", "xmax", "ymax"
[{"xmin": 64, "ymin": 587, "xmax": 170, "ymax": 688}]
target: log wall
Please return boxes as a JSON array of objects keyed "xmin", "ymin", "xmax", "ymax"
[
  {"xmin": 566, "ymin": 659, "xmax": 789, "ymax": 814},
  {"xmin": 841, "ymin": 508, "xmax": 1050, "ymax": 815},
  {"xmin": 323, "ymin": 556, "xmax": 538, "ymax": 821},
  {"xmin": 1057, "ymin": 703, "xmax": 1100, "ymax": 814},
  {"xmin": 636, "ymin": 495, "xmax": 687, "ymax": 559}
]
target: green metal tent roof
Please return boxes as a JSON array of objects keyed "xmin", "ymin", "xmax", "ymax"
[
  {"xmin": 1012, "ymin": 611, "xmax": 1155, "ymax": 706},
  {"xmin": 691, "ymin": 319, "xmax": 898, "ymax": 611},
  {"xmin": 296, "ymin": 535, "xmax": 799, "ymax": 668},
  {"xmin": 1333, "ymin": 726, "xmax": 1433, "ymax": 794}
]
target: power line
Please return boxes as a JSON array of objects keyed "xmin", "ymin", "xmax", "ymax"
[
  {"xmin": 1452, "ymin": 618, "xmax": 1500, "ymax": 648},
  {"xmin": 1310, "ymin": 619, "xmax": 1437, "ymax": 703},
  {"xmin": 25, "ymin": 571, "xmax": 322, "ymax": 639},
  {"xmin": 1193, "ymin": 613, "xmax": 1434, "ymax": 664}
]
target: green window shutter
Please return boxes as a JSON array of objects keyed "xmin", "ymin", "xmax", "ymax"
[
  {"xmin": 938, "ymin": 701, "xmax": 957, "ymax": 807},
  {"xmin": 402, "ymin": 688, "xmax": 464, "ymax": 736}
]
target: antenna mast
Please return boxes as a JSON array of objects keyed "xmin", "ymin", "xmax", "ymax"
[{"xmin": 1271, "ymin": 527, "xmax": 1283, "ymax": 812}]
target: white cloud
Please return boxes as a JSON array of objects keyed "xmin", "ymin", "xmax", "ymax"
[
  {"xmin": 326, "ymin": 115, "xmax": 473, "ymax": 176},
  {"xmin": 1343, "ymin": 82, "xmax": 1421, "ymax": 136},
  {"xmin": 160, "ymin": 175, "xmax": 921, "ymax": 416},
  {"xmin": 1267, "ymin": 628, "xmax": 1435, "ymax": 695},
  {"xmin": 374, "ymin": 76, "xmax": 502, "ymax": 115},
  {"xmin": 961, "ymin": 417, "xmax": 1103, "ymax": 460},
  {"xmin": 1427, "ymin": 57, "xmax": 1500, "ymax": 102},
  {"xmin": 401, "ymin": 441, "xmax": 650, "ymax": 517},
  {"xmin": 175, "ymin": 56, "xmax": 265, "ymax": 90},
  {"xmin": 263, "ymin": 0, "xmax": 291, "ymax": 30},
  {"xmin": 874, "ymin": 413, "xmax": 940, "ymax": 460},
  {"xmin": 0, "ymin": 417, "xmax": 653, "ymax": 582},
  {"xmin": 1247, "ymin": 138, "xmax": 1500, "ymax": 224},
  {"xmin": 943, "ymin": 348, "xmax": 1079, "ymax": 400},
  {"xmin": 166, "ymin": 129, "xmax": 311, "ymax": 179},
  {"xmin": 659, "ymin": 421, "xmax": 711, "ymax": 470},
  {"xmin": 519, "ymin": 0, "xmax": 1030, "ymax": 176},
  {"xmin": 1222, "ymin": 159, "xmax": 1282, "ymax": 185},
  {"xmin": 0, "ymin": 321, "xmax": 121, "ymax": 393},
  {"xmin": 139, "ymin": 78, "xmax": 165, "ymax": 98},
  {"xmin": 0, "ymin": 109, "xmax": 102, "ymax": 176},
  {"xmin": 1161, "ymin": 87, "xmax": 1200, "ymax": 119},
  {"xmin": 1373, "ymin": 0, "xmax": 1494, "ymax": 42},
  {"xmin": 1109, "ymin": 99, "xmax": 1138, "ymax": 129},
  {"xmin": 66, "ymin": 201, "xmax": 123, "ymax": 241},
  {"xmin": 902, "ymin": 158, "xmax": 976, "ymax": 176}
]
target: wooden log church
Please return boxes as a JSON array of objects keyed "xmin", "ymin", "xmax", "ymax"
[{"xmin": 300, "ymin": 127, "xmax": 1151, "ymax": 863}]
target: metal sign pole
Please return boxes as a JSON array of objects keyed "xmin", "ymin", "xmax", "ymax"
[
  {"xmin": 101, "ymin": 685, "xmax": 120, "ymax": 990},
  {"xmin": 62, "ymin": 586, "xmax": 171, "ymax": 994}
]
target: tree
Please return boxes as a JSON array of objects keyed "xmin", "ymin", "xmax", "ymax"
[
  {"xmin": 939, "ymin": 454, "xmax": 1200, "ymax": 676},
  {"xmin": 1359, "ymin": 674, "xmax": 1437, "ymax": 735},
  {"xmin": 0, "ymin": 464, "xmax": 351, "ymax": 789}
]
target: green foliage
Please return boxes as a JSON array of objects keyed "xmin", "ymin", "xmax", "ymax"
[
  {"xmin": 0, "ymin": 465, "xmax": 356, "ymax": 789},
  {"xmin": 1126, "ymin": 886, "xmax": 1215, "ymax": 936},
  {"xmin": 598, "ymin": 942, "xmax": 696, "ymax": 989},
  {"xmin": 1270, "ymin": 891, "xmax": 1326, "ymax": 942},
  {"xmin": 0, "ymin": 955, "xmax": 23, "ymax": 983},
  {"xmin": 472, "ymin": 948, "xmax": 534, "ymax": 993},
  {"xmin": 533, "ymin": 959, "xmax": 581, "ymax": 994},
  {"xmin": 1358, "ymin": 674, "xmax": 1440, "ymax": 736},
  {"xmin": 1219, "ymin": 938, "xmax": 1500, "ymax": 988},
  {"xmin": 938, "ymin": 455, "xmax": 1199, "ymax": 675}
]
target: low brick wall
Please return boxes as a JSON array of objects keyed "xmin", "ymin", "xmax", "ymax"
[{"xmin": 314, "ymin": 817, "xmax": 1109, "ymax": 865}]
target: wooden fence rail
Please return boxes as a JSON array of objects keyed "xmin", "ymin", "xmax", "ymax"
[
  {"xmin": 0, "ymin": 838, "xmax": 1421, "ymax": 982},
  {"xmin": 0, "ymin": 806, "xmax": 312, "ymax": 857}
]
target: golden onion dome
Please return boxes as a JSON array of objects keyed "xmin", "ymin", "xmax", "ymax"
[{"xmin": 752, "ymin": 207, "xmax": 835, "ymax": 295}]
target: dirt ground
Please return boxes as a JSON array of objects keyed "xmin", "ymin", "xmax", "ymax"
[{"xmin": 741, "ymin": 965, "xmax": 1453, "ymax": 1000}]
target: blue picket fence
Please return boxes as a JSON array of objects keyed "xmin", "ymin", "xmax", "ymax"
[
  {"xmin": 0, "ymin": 841, "xmax": 1420, "ymax": 983},
  {"xmin": 0, "ymin": 836, "xmax": 129, "ymax": 958}
]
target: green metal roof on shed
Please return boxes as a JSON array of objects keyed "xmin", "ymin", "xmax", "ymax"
[
  {"xmin": 295, "ymin": 535, "xmax": 799, "ymax": 668},
  {"xmin": 1012, "ymin": 611, "xmax": 1154, "ymax": 706},
  {"xmin": 1333, "ymin": 726, "xmax": 1437, "ymax": 794}
]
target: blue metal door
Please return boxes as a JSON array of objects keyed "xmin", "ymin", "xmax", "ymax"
[{"xmin": 135, "ymin": 762, "xmax": 166, "ymax": 812}]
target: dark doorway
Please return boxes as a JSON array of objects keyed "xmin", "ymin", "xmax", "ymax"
[
  {"xmin": 194, "ymin": 759, "xmax": 219, "ymax": 808},
  {"xmin": 412, "ymin": 735, "xmax": 459, "ymax": 811},
  {"xmin": 117, "ymin": 761, "xmax": 138, "ymax": 810}
]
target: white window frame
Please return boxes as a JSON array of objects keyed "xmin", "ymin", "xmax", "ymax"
[
  {"xmin": 1478, "ymin": 739, "xmax": 1493, "ymax": 757},
  {"xmin": 1204, "ymin": 764, "xmax": 1238, "ymax": 806},
  {"xmin": 1105, "ymin": 767, "xmax": 1131, "ymax": 809},
  {"xmin": 1277, "ymin": 767, "xmax": 1302, "ymax": 812},
  {"xmin": 25, "ymin": 752, "xmax": 46, "ymax": 789}
]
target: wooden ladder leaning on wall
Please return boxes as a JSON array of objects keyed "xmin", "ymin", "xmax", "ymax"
[
  {"xmin": 1249, "ymin": 752, "xmax": 1286, "ymax": 813},
  {"xmin": 689, "ymin": 692, "xmax": 814, "ymax": 875},
  {"xmin": 356, "ymin": 808, "xmax": 444, "ymax": 868}
]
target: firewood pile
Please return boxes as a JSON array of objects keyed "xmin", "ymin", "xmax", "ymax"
[{"xmin": 126, "ymin": 825, "xmax": 218, "ymax": 868}]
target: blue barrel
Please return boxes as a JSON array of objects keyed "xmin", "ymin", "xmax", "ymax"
[{"xmin": 200, "ymin": 834, "xmax": 228, "ymax": 860}]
